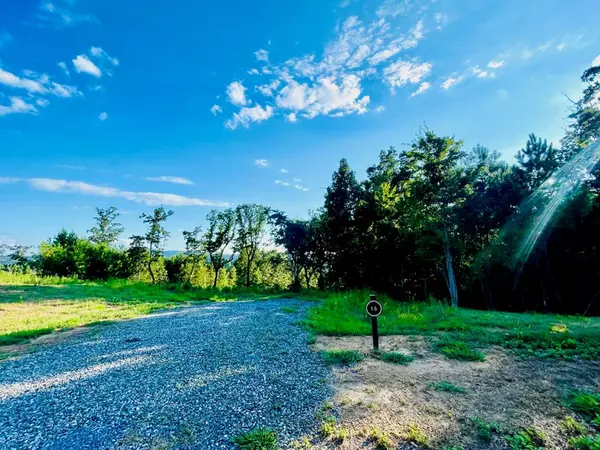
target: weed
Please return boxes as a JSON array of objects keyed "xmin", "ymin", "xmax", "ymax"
[
  {"xmin": 232, "ymin": 428, "xmax": 278, "ymax": 450},
  {"xmin": 568, "ymin": 435, "xmax": 600, "ymax": 450},
  {"xmin": 592, "ymin": 415, "xmax": 600, "ymax": 427},
  {"xmin": 568, "ymin": 391, "xmax": 600, "ymax": 417},
  {"xmin": 280, "ymin": 306, "xmax": 298, "ymax": 314},
  {"xmin": 289, "ymin": 437, "xmax": 312, "ymax": 450},
  {"xmin": 428, "ymin": 381, "xmax": 466, "ymax": 394},
  {"xmin": 505, "ymin": 427, "xmax": 547, "ymax": 450},
  {"xmin": 174, "ymin": 424, "xmax": 197, "ymax": 444},
  {"xmin": 563, "ymin": 416, "xmax": 586, "ymax": 435},
  {"xmin": 380, "ymin": 351, "xmax": 414, "ymax": 365},
  {"xmin": 403, "ymin": 424, "xmax": 428, "ymax": 446},
  {"xmin": 368, "ymin": 402, "xmax": 378, "ymax": 411},
  {"xmin": 369, "ymin": 428, "xmax": 394, "ymax": 450},
  {"xmin": 471, "ymin": 418, "xmax": 502, "ymax": 442},
  {"xmin": 437, "ymin": 340, "xmax": 486, "ymax": 362},
  {"xmin": 321, "ymin": 349, "xmax": 365, "ymax": 365},
  {"xmin": 319, "ymin": 415, "xmax": 337, "ymax": 437}
]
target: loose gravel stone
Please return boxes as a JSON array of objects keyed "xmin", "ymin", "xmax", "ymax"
[{"xmin": 0, "ymin": 299, "xmax": 331, "ymax": 449}]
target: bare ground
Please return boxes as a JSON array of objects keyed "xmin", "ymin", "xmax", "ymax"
[{"xmin": 306, "ymin": 336, "xmax": 600, "ymax": 450}]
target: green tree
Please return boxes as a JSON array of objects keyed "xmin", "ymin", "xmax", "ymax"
[
  {"xmin": 516, "ymin": 133, "xmax": 559, "ymax": 192},
  {"xmin": 88, "ymin": 206, "xmax": 125, "ymax": 246},
  {"xmin": 204, "ymin": 208, "xmax": 237, "ymax": 288},
  {"xmin": 182, "ymin": 226, "xmax": 204, "ymax": 283},
  {"xmin": 127, "ymin": 235, "xmax": 148, "ymax": 280},
  {"xmin": 235, "ymin": 204, "xmax": 270, "ymax": 287},
  {"xmin": 140, "ymin": 207, "xmax": 174, "ymax": 283}
]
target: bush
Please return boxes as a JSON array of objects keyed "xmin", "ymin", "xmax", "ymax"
[
  {"xmin": 380, "ymin": 351, "xmax": 414, "ymax": 365},
  {"xmin": 506, "ymin": 427, "xmax": 546, "ymax": 450},
  {"xmin": 436, "ymin": 340, "xmax": 486, "ymax": 361},
  {"xmin": 232, "ymin": 428, "xmax": 278, "ymax": 450},
  {"xmin": 568, "ymin": 391, "xmax": 600, "ymax": 417}
]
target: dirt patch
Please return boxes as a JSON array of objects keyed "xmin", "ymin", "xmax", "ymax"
[
  {"xmin": 311, "ymin": 335, "xmax": 600, "ymax": 449},
  {"xmin": 0, "ymin": 327, "xmax": 91, "ymax": 356}
]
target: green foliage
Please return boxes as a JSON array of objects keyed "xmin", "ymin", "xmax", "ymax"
[
  {"xmin": 403, "ymin": 424, "xmax": 428, "ymax": 446},
  {"xmin": 569, "ymin": 435, "xmax": 600, "ymax": 450},
  {"xmin": 505, "ymin": 427, "xmax": 546, "ymax": 450},
  {"xmin": 380, "ymin": 351, "xmax": 414, "ymax": 365},
  {"xmin": 321, "ymin": 349, "xmax": 365, "ymax": 365},
  {"xmin": 568, "ymin": 391, "xmax": 600, "ymax": 417},
  {"xmin": 369, "ymin": 428, "xmax": 394, "ymax": 450},
  {"xmin": 232, "ymin": 428, "xmax": 278, "ymax": 450},
  {"xmin": 436, "ymin": 340, "xmax": 486, "ymax": 362},
  {"xmin": 470, "ymin": 418, "xmax": 502, "ymax": 442},
  {"xmin": 428, "ymin": 381, "xmax": 466, "ymax": 394},
  {"xmin": 88, "ymin": 206, "xmax": 124, "ymax": 246},
  {"xmin": 563, "ymin": 416, "xmax": 586, "ymax": 435}
]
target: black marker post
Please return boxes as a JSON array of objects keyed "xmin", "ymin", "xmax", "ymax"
[{"xmin": 366, "ymin": 293, "xmax": 382, "ymax": 353}]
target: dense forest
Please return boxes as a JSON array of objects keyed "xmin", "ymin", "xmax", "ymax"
[{"xmin": 2, "ymin": 64, "xmax": 599, "ymax": 315}]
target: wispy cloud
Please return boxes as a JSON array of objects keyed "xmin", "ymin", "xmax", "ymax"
[
  {"xmin": 274, "ymin": 180, "xmax": 290, "ymax": 187},
  {"xmin": 411, "ymin": 81, "xmax": 430, "ymax": 97},
  {"xmin": 98, "ymin": 112, "xmax": 108, "ymax": 121},
  {"xmin": 441, "ymin": 75, "xmax": 463, "ymax": 90},
  {"xmin": 145, "ymin": 176, "xmax": 194, "ymax": 185},
  {"xmin": 487, "ymin": 60, "xmax": 504, "ymax": 69},
  {"xmin": 292, "ymin": 177, "xmax": 302, "ymax": 182},
  {"xmin": 210, "ymin": 104, "xmax": 223, "ymax": 115},
  {"xmin": 254, "ymin": 159, "xmax": 269, "ymax": 168},
  {"xmin": 219, "ymin": 4, "xmax": 432, "ymax": 129},
  {"xmin": 0, "ymin": 178, "xmax": 227, "ymax": 207},
  {"xmin": 0, "ymin": 68, "xmax": 80, "ymax": 98},
  {"xmin": 593, "ymin": 54, "xmax": 600, "ymax": 67},
  {"xmin": 0, "ymin": 97, "xmax": 37, "ymax": 117},
  {"xmin": 72, "ymin": 47, "xmax": 119, "ymax": 78},
  {"xmin": 280, "ymin": 168, "xmax": 289, "ymax": 173},
  {"xmin": 35, "ymin": 1, "xmax": 98, "ymax": 28}
]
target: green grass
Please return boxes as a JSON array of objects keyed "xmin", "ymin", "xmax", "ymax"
[
  {"xmin": 568, "ymin": 391, "xmax": 600, "ymax": 417},
  {"xmin": 303, "ymin": 290, "xmax": 600, "ymax": 360},
  {"xmin": 0, "ymin": 271, "xmax": 292, "ymax": 348},
  {"xmin": 321, "ymin": 349, "xmax": 365, "ymax": 365},
  {"xmin": 280, "ymin": 306, "xmax": 298, "ymax": 314},
  {"xmin": 563, "ymin": 416, "xmax": 586, "ymax": 435},
  {"xmin": 428, "ymin": 381, "xmax": 466, "ymax": 394},
  {"xmin": 568, "ymin": 435, "xmax": 600, "ymax": 450},
  {"xmin": 232, "ymin": 428, "xmax": 278, "ymax": 450},
  {"xmin": 436, "ymin": 340, "xmax": 486, "ymax": 361},
  {"xmin": 505, "ymin": 427, "xmax": 546, "ymax": 450},
  {"xmin": 368, "ymin": 428, "xmax": 394, "ymax": 450},
  {"xmin": 470, "ymin": 418, "xmax": 502, "ymax": 442},
  {"xmin": 403, "ymin": 424, "xmax": 429, "ymax": 446},
  {"xmin": 379, "ymin": 351, "xmax": 414, "ymax": 365}
]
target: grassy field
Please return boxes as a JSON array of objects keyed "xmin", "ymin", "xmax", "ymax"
[
  {"xmin": 0, "ymin": 271, "xmax": 288, "ymax": 348},
  {"xmin": 304, "ymin": 291, "xmax": 600, "ymax": 360}
]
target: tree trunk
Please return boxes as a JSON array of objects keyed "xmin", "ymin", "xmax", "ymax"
[
  {"xmin": 304, "ymin": 267, "xmax": 311, "ymax": 289},
  {"xmin": 443, "ymin": 228, "xmax": 458, "ymax": 307},
  {"xmin": 213, "ymin": 267, "xmax": 219, "ymax": 288}
]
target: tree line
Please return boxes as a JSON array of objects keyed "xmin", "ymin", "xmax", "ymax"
[{"xmin": 1, "ymin": 64, "xmax": 599, "ymax": 314}]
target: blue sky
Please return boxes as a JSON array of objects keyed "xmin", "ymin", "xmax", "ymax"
[{"xmin": 1, "ymin": 0, "xmax": 599, "ymax": 249}]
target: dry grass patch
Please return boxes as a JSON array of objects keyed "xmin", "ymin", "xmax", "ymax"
[{"xmin": 310, "ymin": 335, "xmax": 600, "ymax": 450}]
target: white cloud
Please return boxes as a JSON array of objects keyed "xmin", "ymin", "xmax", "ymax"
[
  {"xmin": 0, "ymin": 97, "xmax": 37, "ymax": 117},
  {"xmin": 72, "ymin": 54, "xmax": 102, "ymax": 77},
  {"xmin": 294, "ymin": 184, "xmax": 309, "ymax": 192},
  {"xmin": 50, "ymin": 82, "xmax": 81, "ymax": 97},
  {"xmin": 247, "ymin": 68, "xmax": 260, "ymax": 75},
  {"xmin": 89, "ymin": 47, "xmax": 119, "ymax": 67},
  {"xmin": 57, "ymin": 61, "xmax": 70, "ymax": 76},
  {"xmin": 280, "ymin": 169, "xmax": 289, "ymax": 173},
  {"xmin": 274, "ymin": 180, "xmax": 290, "ymax": 187},
  {"xmin": 145, "ymin": 176, "xmax": 194, "ymax": 185},
  {"xmin": 376, "ymin": 0, "xmax": 412, "ymax": 18},
  {"xmin": 36, "ymin": 99, "xmax": 50, "ymax": 108},
  {"xmin": 471, "ymin": 66, "xmax": 491, "ymax": 78},
  {"xmin": 2, "ymin": 178, "xmax": 227, "ymax": 206},
  {"xmin": 256, "ymin": 79, "xmax": 281, "ymax": 97},
  {"xmin": 410, "ymin": 81, "xmax": 431, "ymax": 97},
  {"xmin": 0, "ymin": 68, "xmax": 47, "ymax": 94},
  {"xmin": 593, "ymin": 54, "xmax": 600, "ymax": 67},
  {"xmin": 374, "ymin": 105, "xmax": 385, "ymax": 112},
  {"xmin": 210, "ymin": 104, "xmax": 223, "ymax": 115},
  {"xmin": 98, "ymin": 112, "xmax": 108, "ymax": 121},
  {"xmin": 434, "ymin": 13, "xmax": 448, "ymax": 30},
  {"xmin": 226, "ymin": 81, "xmax": 248, "ymax": 106},
  {"xmin": 383, "ymin": 60, "xmax": 431, "ymax": 91},
  {"xmin": 487, "ymin": 60, "xmax": 504, "ymax": 69},
  {"xmin": 292, "ymin": 177, "xmax": 302, "ymax": 182},
  {"xmin": 254, "ymin": 159, "xmax": 269, "ymax": 167},
  {"xmin": 225, "ymin": 104, "xmax": 274, "ymax": 130},
  {"xmin": 285, "ymin": 112, "xmax": 297, "ymax": 123},
  {"xmin": 441, "ymin": 75, "xmax": 463, "ymax": 90},
  {"xmin": 36, "ymin": 1, "xmax": 98, "ymax": 28},
  {"xmin": 255, "ymin": 49, "xmax": 269, "ymax": 62}
]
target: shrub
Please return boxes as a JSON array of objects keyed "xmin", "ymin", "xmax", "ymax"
[
  {"xmin": 471, "ymin": 418, "xmax": 501, "ymax": 442},
  {"xmin": 232, "ymin": 428, "xmax": 278, "ymax": 450},
  {"xmin": 403, "ymin": 424, "xmax": 428, "ymax": 446},
  {"xmin": 369, "ymin": 428, "xmax": 394, "ymax": 450},
  {"xmin": 563, "ymin": 416, "xmax": 585, "ymax": 435},
  {"xmin": 568, "ymin": 435, "xmax": 600, "ymax": 450},
  {"xmin": 321, "ymin": 349, "xmax": 365, "ymax": 365}
]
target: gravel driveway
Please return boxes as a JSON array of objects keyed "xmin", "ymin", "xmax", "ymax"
[{"xmin": 0, "ymin": 299, "xmax": 331, "ymax": 449}]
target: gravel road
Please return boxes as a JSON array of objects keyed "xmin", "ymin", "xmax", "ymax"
[{"xmin": 0, "ymin": 300, "xmax": 331, "ymax": 449}]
